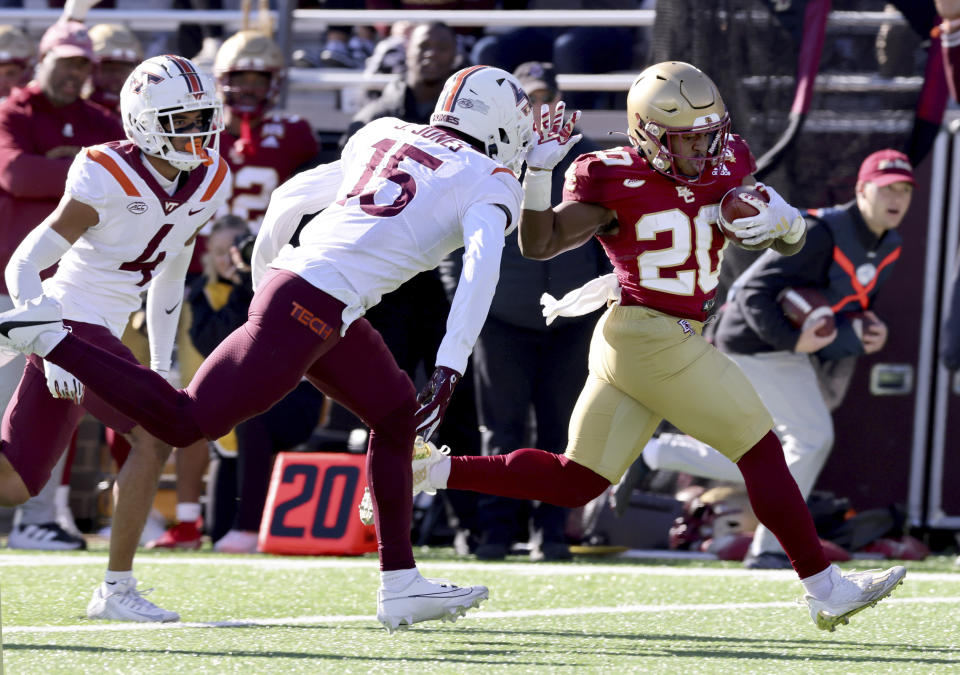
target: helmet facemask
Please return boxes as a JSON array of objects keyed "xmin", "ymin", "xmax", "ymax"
[{"xmin": 631, "ymin": 111, "xmax": 731, "ymax": 186}]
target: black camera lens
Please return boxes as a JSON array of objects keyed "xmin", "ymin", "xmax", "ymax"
[{"xmin": 234, "ymin": 233, "xmax": 256, "ymax": 266}]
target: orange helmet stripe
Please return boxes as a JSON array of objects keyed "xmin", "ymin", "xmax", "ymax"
[
  {"xmin": 441, "ymin": 65, "xmax": 488, "ymax": 112},
  {"xmin": 167, "ymin": 54, "xmax": 203, "ymax": 94}
]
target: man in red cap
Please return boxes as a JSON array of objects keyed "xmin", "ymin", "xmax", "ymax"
[
  {"xmin": 0, "ymin": 18, "xmax": 121, "ymax": 550},
  {"xmin": 624, "ymin": 148, "xmax": 916, "ymax": 568}
]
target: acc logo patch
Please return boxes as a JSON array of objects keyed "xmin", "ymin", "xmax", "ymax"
[{"xmin": 127, "ymin": 201, "xmax": 148, "ymax": 215}]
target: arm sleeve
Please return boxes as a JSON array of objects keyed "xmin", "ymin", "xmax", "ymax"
[
  {"xmin": 252, "ymin": 160, "xmax": 343, "ymax": 290},
  {"xmin": 5, "ymin": 225, "xmax": 72, "ymax": 306},
  {"xmin": 434, "ymin": 202, "xmax": 508, "ymax": 374},
  {"xmin": 145, "ymin": 244, "xmax": 193, "ymax": 372},
  {"xmin": 734, "ymin": 219, "xmax": 834, "ymax": 351}
]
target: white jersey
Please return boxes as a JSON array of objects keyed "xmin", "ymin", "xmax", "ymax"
[
  {"xmin": 272, "ymin": 117, "xmax": 522, "ymax": 373},
  {"xmin": 45, "ymin": 140, "xmax": 232, "ymax": 336}
]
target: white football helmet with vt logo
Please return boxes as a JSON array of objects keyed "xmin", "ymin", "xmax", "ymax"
[
  {"xmin": 430, "ymin": 65, "xmax": 534, "ymax": 173},
  {"xmin": 120, "ymin": 54, "xmax": 223, "ymax": 171}
]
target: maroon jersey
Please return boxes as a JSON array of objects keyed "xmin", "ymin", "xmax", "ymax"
[
  {"xmin": 563, "ymin": 136, "xmax": 757, "ymax": 321},
  {"xmin": 219, "ymin": 112, "xmax": 319, "ymax": 230},
  {"xmin": 0, "ymin": 83, "xmax": 123, "ymax": 295}
]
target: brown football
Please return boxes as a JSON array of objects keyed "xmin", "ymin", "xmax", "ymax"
[
  {"xmin": 718, "ymin": 186, "xmax": 771, "ymax": 250},
  {"xmin": 777, "ymin": 287, "xmax": 835, "ymax": 337}
]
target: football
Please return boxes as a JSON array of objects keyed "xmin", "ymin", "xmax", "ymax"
[
  {"xmin": 777, "ymin": 287, "xmax": 835, "ymax": 336},
  {"xmin": 718, "ymin": 185, "xmax": 771, "ymax": 250}
]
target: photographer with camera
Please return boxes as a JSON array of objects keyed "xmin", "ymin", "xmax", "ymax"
[{"xmin": 187, "ymin": 215, "xmax": 325, "ymax": 552}]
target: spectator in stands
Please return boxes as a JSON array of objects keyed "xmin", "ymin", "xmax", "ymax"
[
  {"xmin": 340, "ymin": 21, "xmax": 460, "ymax": 148},
  {"xmin": 365, "ymin": 0, "xmax": 496, "ymax": 55},
  {"xmin": 470, "ymin": 0, "xmax": 646, "ymax": 109},
  {"xmin": 149, "ymin": 28, "xmax": 321, "ymax": 550},
  {"xmin": 468, "ymin": 62, "xmax": 608, "ymax": 561},
  {"xmin": 291, "ymin": 1, "xmax": 375, "ymax": 70},
  {"xmin": 365, "ymin": 20, "xmax": 413, "ymax": 75},
  {"xmin": 0, "ymin": 25, "xmax": 31, "ymax": 100},
  {"xmin": 86, "ymin": 23, "xmax": 143, "ymax": 115},
  {"xmin": 183, "ymin": 215, "xmax": 325, "ymax": 553},
  {"xmin": 0, "ymin": 18, "xmax": 122, "ymax": 551},
  {"xmin": 629, "ymin": 150, "xmax": 914, "ymax": 569}
]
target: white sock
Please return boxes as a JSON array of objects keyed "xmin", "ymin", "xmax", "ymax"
[
  {"xmin": 380, "ymin": 567, "xmax": 419, "ymax": 592},
  {"xmin": 640, "ymin": 438, "xmax": 659, "ymax": 470},
  {"xmin": 104, "ymin": 569, "xmax": 133, "ymax": 587},
  {"xmin": 55, "ymin": 485, "xmax": 70, "ymax": 509},
  {"xmin": 801, "ymin": 564, "xmax": 835, "ymax": 600},
  {"xmin": 176, "ymin": 502, "xmax": 202, "ymax": 523},
  {"xmin": 430, "ymin": 456, "xmax": 451, "ymax": 489}
]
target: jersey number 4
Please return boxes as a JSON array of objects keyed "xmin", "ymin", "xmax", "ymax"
[
  {"xmin": 338, "ymin": 139, "xmax": 444, "ymax": 216},
  {"xmin": 119, "ymin": 223, "xmax": 174, "ymax": 286}
]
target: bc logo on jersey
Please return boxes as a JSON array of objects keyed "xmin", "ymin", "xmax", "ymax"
[{"xmin": 127, "ymin": 201, "xmax": 148, "ymax": 215}]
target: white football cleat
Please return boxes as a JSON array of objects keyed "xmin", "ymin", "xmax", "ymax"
[
  {"xmin": 213, "ymin": 529, "xmax": 260, "ymax": 553},
  {"xmin": 0, "ymin": 296, "xmax": 66, "ymax": 356},
  {"xmin": 804, "ymin": 564, "xmax": 906, "ymax": 631},
  {"xmin": 376, "ymin": 576, "xmax": 488, "ymax": 634},
  {"xmin": 412, "ymin": 437, "xmax": 450, "ymax": 496},
  {"xmin": 87, "ymin": 578, "xmax": 180, "ymax": 623}
]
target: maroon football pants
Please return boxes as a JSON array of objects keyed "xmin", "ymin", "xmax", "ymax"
[
  {"xmin": 1, "ymin": 321, "xmax": 137, "ymax": 495},
  {"xmin": 47, "ymin": 269, "xmax": 418, "ymax": 570}
]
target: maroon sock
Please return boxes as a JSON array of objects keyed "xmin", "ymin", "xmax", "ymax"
[
  {"xmin": 47, "ymin": 334, "xmax": 202, "ymax": 447},
  {"xmin": 448, "ymin": 448, "xmax": 609, "ymax": 508},
  {"xmin": 367, "ymin": 402, "xmax": 417, "ymax": 571},
  {"xmin": 737, "ymin": 430, "xmax": 830, "ymax": 579}
]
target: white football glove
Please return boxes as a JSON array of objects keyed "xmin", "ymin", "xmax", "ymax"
[
  {"xmin": 524, "ymin": 102, "xmax": 582, "ymax": 172},
  {"xmin": 44, "ymin": 361, "xmax": 83, "ymax": 403},
  {"xmin": 730, "ymin": 183, "xmax": 804, "ymax": 246}
]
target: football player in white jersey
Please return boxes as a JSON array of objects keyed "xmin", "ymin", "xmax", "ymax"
[
  {"xmin": 0, "ymin": 54, "xmax": 230, "ymax": 622},
  {"xmin": 0, "ymin": 65, "xmax": 544, "ymax": 632}
]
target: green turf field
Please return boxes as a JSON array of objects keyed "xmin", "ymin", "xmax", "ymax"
[{"xmin": 1, "ymin": 546, "xmax": 958, "ymax": 674}]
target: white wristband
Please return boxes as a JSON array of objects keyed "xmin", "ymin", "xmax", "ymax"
[{"xmin": 521, "ymin": 169, "xmax": 553, "ymax": 212}]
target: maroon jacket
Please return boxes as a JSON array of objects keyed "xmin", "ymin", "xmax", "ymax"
[{"xmin": 0, "ymin": 83, "xmax": 123, "ymax": 294}]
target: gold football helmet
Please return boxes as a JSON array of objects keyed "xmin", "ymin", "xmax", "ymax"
[
  {"xmin": 627, "ymin": 61, "xmax": 730, "ymax": 185},
  {"xmin": 89, "ymin": 23, "xmax": 143, "ymax": 63},
  {"xmin": 214, "ymin": 29, "xmax": 284, "ymax": 115},
  {"xmin": 0, "ymin": 25, "xmax": 33, "ymax": 66}
]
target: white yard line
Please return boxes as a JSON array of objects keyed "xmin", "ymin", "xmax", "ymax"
[
  {"xmin": 4, "ymin": 596, "xmax": 957, "ymax": 636},
  {"xmin": 0, "ymin": 553, "xmax": 958, "ymax": 581}
]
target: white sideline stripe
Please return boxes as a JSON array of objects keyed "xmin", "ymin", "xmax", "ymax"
[
  {"xmin": 5, "ymin": 596, "xmax": 958, "ymax": 636},
  {"xmin": 0, "ymin": 554, "xmax": 957, "ymax": 582}
]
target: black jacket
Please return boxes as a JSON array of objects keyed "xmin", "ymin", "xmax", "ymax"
[{"xmin": 715, "ymin": 201, "xmax": 901, "ymax": 360}]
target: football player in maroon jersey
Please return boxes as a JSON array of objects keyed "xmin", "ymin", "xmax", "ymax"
[
  {"xmin": 411, "ymin": 61, "xmax": 906, "ymax": 631},
  {"xmin": 214, "ymin": 28, "xmax": 319, "ymax": 229}
]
